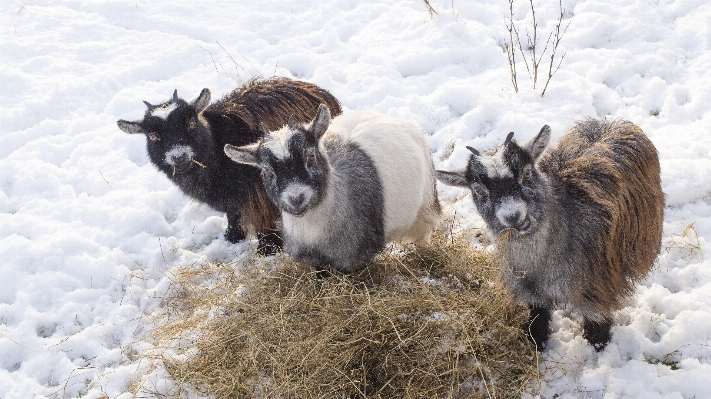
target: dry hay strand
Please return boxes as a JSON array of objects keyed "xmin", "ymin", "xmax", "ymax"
[{"xmin": 141, "ymin": 232, "xmax": 537, "ymax": 398}]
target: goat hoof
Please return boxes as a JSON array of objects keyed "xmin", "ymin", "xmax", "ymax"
[
  {"xmin": 257, "ymin": 232, "xmax": 283, "ymax": 256},
  {"xmin": 224, "ymin": 228, "xmax": 246, "ymax": 244},
  {"xmin": 583, "ymin": 317, "xmax": 612, "ymax": 352}
]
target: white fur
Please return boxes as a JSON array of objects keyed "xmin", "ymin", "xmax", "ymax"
[
  {"xmin": 264, "ymin": 127, "xmax": 296, "ymax": 160},
  {"xmin": 150, "ymin": 102, "xmax": 178, "ymax": 120},
  {"xmin": 282, "ymin": 189, "xmax": 334, "ymax": 246},
  {"xmin": 327, "ymin": 110, "xmax": 439, "ymax": 243},
  {"xmin": 164, "ymin": 145, "xmax": 194, "ymax": 166},
  {"xmin": 479, "ymin": 147, "xmax": 513, "ymax": 178},
  {"xmin": 496, "ymin": 197, "xmax": 527, "ymax": 227}
]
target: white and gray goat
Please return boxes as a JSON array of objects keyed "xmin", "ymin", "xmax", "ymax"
[
  {"xmin": 224, "ymin": 104, "xmax": 441, "ymax": 273},
  {"xmin": 436, "ymin": 119, "xmax": 664, "ymax": 351}
]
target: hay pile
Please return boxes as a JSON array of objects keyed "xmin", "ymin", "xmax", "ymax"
[{"xmin": 140, "ymin": 232, "xmax": 537, "ymax": 398}]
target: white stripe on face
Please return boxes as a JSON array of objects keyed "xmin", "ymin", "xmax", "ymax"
[
  {"xmin": 496, "ymin": 197, "xmax": 527, "ymax": 227},
  {"xmin": 165, "ymin": 145, "xmax": 194, "ymax": 166},
  {"xmin": 151, "ymin": 102, "xmax": 178, "ymax": 120},
  {"xmin": 264, "ymin": 127, "xmax": 298, "ymax": 160},
  {"xmin": 479, "ymin": 147, "xmax": 513, "ymax": 178}
]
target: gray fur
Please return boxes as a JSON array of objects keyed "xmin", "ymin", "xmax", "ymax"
[
  {"xmin": 437, "ymin": 119, "xmax": 664, "ymax": 350},
  {"xmin": 227, "ymin": 105, "xmax": 440, "ymax": 273}
]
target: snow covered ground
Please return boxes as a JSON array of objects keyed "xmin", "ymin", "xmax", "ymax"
[{"xmin": 1, "ymin": 0, "xmax": 710, "ymax": 397}]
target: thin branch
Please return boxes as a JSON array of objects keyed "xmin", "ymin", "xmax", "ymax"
[
  {"xmin": 505, "ymin": 0, "xmax": 519, "ymax": 93},
  {"xmin": 541, "ymin": 0, "xmax": 571, "ymax": 96},
  {"xmin": 423, "ymin": 0, "xmax": 437, "ymax": 18}
]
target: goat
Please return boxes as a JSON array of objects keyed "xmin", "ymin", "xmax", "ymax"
[
  {"xmin": 117, "ymin": 77, "xmax": 342, "ymax": 255},
  {"xmin": 224, "ymin": 104, "xmax": 442, "ymax": 273},
  {"xmin": 436, "ymin": 119, "xmax": 664, "ymax": 351}
]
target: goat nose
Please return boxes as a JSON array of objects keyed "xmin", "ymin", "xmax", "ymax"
[
  {"xmin": 288, "ymin": 193, "xmax": 305, "ymax": 208},
  {"xmin": 504, "ymin": 212, "xmax": 522, "ymax": 227}
]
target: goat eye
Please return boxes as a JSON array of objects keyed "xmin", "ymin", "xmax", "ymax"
[
  {"xmin": 263, "ymin": 169, "xmax": 274, "ymax": 179},
  {"xmin": 305, "ymin": 151, "xmax": 316, "ymax": 166},
  {"xmin": 188, "ymin": 118, "xmax": 196, "ymax": 130},
  {"xmin": 522, "ymin": 168, "xmax": 532, "ymax": 181},
  {"xmin": 474, "ymin": 185, "xmax": 487, "ymax": 196},
  {"xmin": 148, "ymin": 132, "xmax": 160, "ymax": 141}
]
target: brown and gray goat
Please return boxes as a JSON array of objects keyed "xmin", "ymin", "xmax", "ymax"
[{"xmin": 436, "ymin": 119, "xmax": 664, "ymax": 351}]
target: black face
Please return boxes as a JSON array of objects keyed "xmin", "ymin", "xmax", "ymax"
[
  {"xmin": 466, "ymin": 144, "xmax": 548, "ymax": 236},
  {"xmin": 258, "ymin": 128, "xmax": 329, "ymax": 216},
  {"xmin": 139, "ymin": 100, "xmax": 214, "ymax": 178}
]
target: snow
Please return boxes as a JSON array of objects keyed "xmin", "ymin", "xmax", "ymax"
[{"xmin": 1, "ymin": 0, "xmax": 710, "ymax": 397}]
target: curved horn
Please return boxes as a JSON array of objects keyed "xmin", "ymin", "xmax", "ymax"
[
  {"xmin": 143, "ymin": 101, "xmax": 156, "ymax": 110},
  {"xmin": 172, "ymin": 90, "xmax": 179, "ymax": 102},
  {"xmin": 465, "ymin": 146, "xmax": 480, "ymax": 156},
  {"xmin": 504, "ymin": 132, "xmax": 514, "ymax": 146}
]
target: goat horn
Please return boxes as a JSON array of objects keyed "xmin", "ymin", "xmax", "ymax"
[
  {"xmin": 504, "ymin": 132, "xmax": 514, "ymax": 146},
  {"xmin": 143, "ymin": 101, "xmax": 156, "ymax": 110},
  {"xmin": 465, "ymin": 146, "xmax": 480, "ymax": 156},
  {"xmin": 172, "ymin": 90, "xmax": 179, "ymax": 102}
]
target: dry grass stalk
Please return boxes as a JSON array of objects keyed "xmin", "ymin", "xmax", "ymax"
[
  {"xmin": 137, "ymin": 231, "xmax": 537, "ymax": 398},
  {"xmin": 423, "ymin": 0, "xmax": 437, "ymax": 18}
]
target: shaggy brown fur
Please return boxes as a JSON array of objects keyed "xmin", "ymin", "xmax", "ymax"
[
  {"xmin": 540, "ymin": 119, "xmax": 664, "ymax": 316},
  {"xmin": 209, "ymin": 76, "xmax": 344, "ymax": 131}
]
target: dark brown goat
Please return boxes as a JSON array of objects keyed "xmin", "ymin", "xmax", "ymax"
[{"xmin": 436, "ymin": 118, "xmax": 664, "ymax": 350}]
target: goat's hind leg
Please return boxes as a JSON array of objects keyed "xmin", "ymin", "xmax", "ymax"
[{"xmin": 583, "ymin": 316, "xmax": 613, "ymax": 352}]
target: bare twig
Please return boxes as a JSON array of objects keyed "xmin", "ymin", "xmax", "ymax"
[
  {"xmin": 541, "ymin": 0, "xmax": 571, "ymax": 96},
  {"xmin": 423, "ymin": 0, "xmax": 437, "ymax": 18},
  {"xmin": 526, "ymin": 0, "xmax": 540, "ymax": 87},
  {"xmin": 503, "ymin": 0, "xmax": 570, "ymax": 96},
  {"xmin": 505, "ymin": 0, "xmax": 519, "ymax": 93}
]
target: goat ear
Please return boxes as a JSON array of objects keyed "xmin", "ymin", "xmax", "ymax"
[
  {"xmin": 524, "ymin": 125, "xmax": 551, "ymax": 161},
  {"xmin": 260, "ymin": 122, "xmax": 271, "ymax": 136},
  {"xmin": 287, "ymin": 114, "xmax": 296, "ymax": 130},
  {"xmin": 192, "ymin": 88, "xmax": 211, "ymax": 112},
  {"xmin": 310, "ymin": 104, "xmax": 331, "ymax": 140},
  {"xmin": 224, "ymin": 143, "xmax": 260, "ymax": 166},
  {"xmin": 117, "ymin": 120, "xmax": 146, "ymax": 135},
  {"xmin": 435, "ymin": 168, "xmax": 469, "ymax": 188}
]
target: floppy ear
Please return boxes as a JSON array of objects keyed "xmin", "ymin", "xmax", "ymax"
[
  {"xmin": 435, "ymin": 168, "xmax": 469, "ymax": 187},
  {"xmin": 224, "ymin": 143, "xmax": 260, "ymax": 166},
  {"xmin": 310, "ymin": 104, "xmax": 331, "ymax": 141},
  {"xmin": 117, "ymin": 120, "xmax": 146, "ymax": 134},
  {"xmin": 192, "ymin": 88, "xmax": 211, "ymax": 112},
  {"xmin": 524, "ymin": 125, "xmax": 551, "ymax": 161}
]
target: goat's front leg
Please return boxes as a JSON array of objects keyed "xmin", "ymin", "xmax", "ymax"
[
  {"xmin": 224, "ymin": 212, "xmax": 246, "ymax": 243},
  {"xmin": 526, "ymin": 304, "xmax": 552, "ymax": 351}
]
